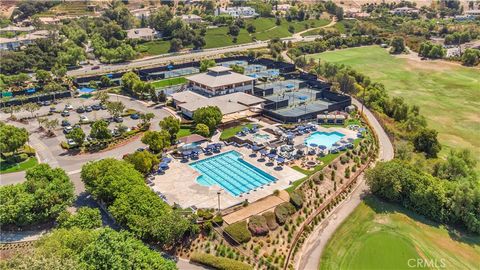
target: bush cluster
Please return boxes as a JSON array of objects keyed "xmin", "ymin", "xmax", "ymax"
[
  {"xmin": 274, "ymin": 202, "xmax": 296, "ymax": 225},
  {"xmin": 289, "ymin": 190, "xmax": 304, "ymax": 209},
  {"xmin": 190, "ymin": 253, "xmax": 252, "ymax": 270},
  {"xmin": 224, "ymin": 221, "xmax": 251, "ymax": 244},
  {"xmin": 262, "ymin": 211, "xmax": 279, "ymax": 230},
  {"xmin": 247, "ymin": 215, "xmax": 269, "ymax": 236}
]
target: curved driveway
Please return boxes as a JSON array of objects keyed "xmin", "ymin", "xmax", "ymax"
[{"xmin": 296, "ymin": 98, "xmax": 394, "ymax": 270}]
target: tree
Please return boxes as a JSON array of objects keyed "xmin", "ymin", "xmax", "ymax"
[
  {"xmin": 336, "ymin": 72, "xmax": 356, "ymax": 94},
  {"xmin": 90, "ymin": 120, "xmax": 111, "ymax": 140},
  {"xmin": 121, "ymin": 71, "xmax": 140, "ymax": 92},
  {"xmin": 94, "ymin": 91, "xmax": 110, "ymax": 104},
  {"xmin": 0, "ymin": 124, "xmax": 28, "ymax": 154},
  {"xmin": 288, "ymin": 25, "xmax": 295, "ymax": 33},
  {"xmin": 43, "ymin": 82, "xmax": 66, "ymax": 102},
  {"xmin": 413, "ymin": 128, "xmax": 441, "ymax": 158},
  {"xmin": 461, "ymin": 48, "xmax": 480, "ymax": 66},
  {"xmin": 228, "ymin": 25, "xmax": 240, "ymax": 37},
  {"xmin": 159, "ymin": 116, "xmax": 180, "ymax": 142},
  {"xmin": 57, "ymin": 207, "xmax": 102, "ymax": 229},
  {"xmin": 390, "ymin": 36, "xmax": 405, "ymax": 54},
  {"xmin": 169, "ymin": 38, "xmax": 183, "ymax": 52},
  {"xmin": 52, "ymin": 64, "xmax": 67, "ymax": 79},
  {"xmin": 192, "ymin": 106, "xmax": 222, "ymax": 132},
  {"xmin": 35, "ymin": 69, "xmax": 52, "ymax": 83},
  {"xmin": 148, "ymin": 6, "xmax": 173, "ymax": 32},
  {"xmin": 23, "ymin": 102, "xmax": 40, "ymax": 118},
  {"xmin": 141, "ymin": 130, "xmax": 171, "ymax": 153},
  {"xmin": 192, "ymin": 35, "xmax": 206, "ymax": 50},
  {"xmin": 199, "ymin": 59, "xmax": 216, "ymax": 72},
  {"xmin": 106, "ymin": 101, "xmax": 125, "ymax": 117},
  {"xmin": 100, "ymin": 75, "xmax": 113, "ymax": 87},
  {"xmin": 433, "ymin": 149, "xmax": 477, "ymax": 181},
  {"xmin": 195, "ymin": 124, "xmax": 210, "ymax": 137},
  {"xmin": 66, "ymin": 127, "xmax": 86, "ymax": 146},
  {"xmin": 44, "ymin": 119, "xmax": 59, "ymax": 135},
  {"xmin": 335, "ymin": 6, "xmax": 344, "ymax": 20},
  {"xmin": 0, "ymin": 164, "xmax": 75, "ymax": 226},
  {"xmin": 247, "ymin": 24, "xmax": 256, "ymax": 33},
  {"xmin": 140, "ymin": 112, "xmax": 155, "ymax": 125},
  {"xmin": 124, "ymin": 150, "xmax": 159, "ymax": 175}
]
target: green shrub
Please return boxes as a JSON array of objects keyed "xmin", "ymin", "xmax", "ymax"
[
  {"xmin": 289, "ymin": 190, "xmax": 304, "ymax": 209},
  {"xmin": 248, "ymin": 215, "xmax": 269, "ymax": 236},
  {"xmin": 262, "ymin": 211, "xmax": 278, "ymax": 231},
  {"xmin": 274, "ymin": 202, "xmax": 296, "ymax": 225},
  {"xmin": 224, "ymin": 221, "xmax": 251, "ymax": 244},
  {"xmin": 212, "ymin": 215, "xmax": 224, "ymax": 226},
  {"xmin": 190, "ymin": 253, "xmax": 252, "ymax": 270},
  {"xmin": 22, "ymin": 145, "xmax": 36, "ymax": 156},
  {"xmin": 13, "ymin": 153, "xmax": 28, "ymax": 163},
  {"xmin": 197, "ymin": 209, "xmax": 214, "ymax": 220}
]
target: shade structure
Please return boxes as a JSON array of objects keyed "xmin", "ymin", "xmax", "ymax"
[
  {"xmin": 259, "ymin": 149, "xmax": 267, "ymax": 155},
  {"xmin": 286, "ymin": 132, "xmax": 295, "ymax": 137},
  {"xmin": 276, "ymin": 157, "xmax": 285, "ymax": 163},
  {"xmin": 252, "ymin": 145, "xmax": 262, "ymax": 151},
  {"xmin": 286, "ymin": 83, "xmax": 294, "ymax": 88},
  {"xmin": 318, "ymin": 145, "xmax": 327, "ymax": 150},
  {"xmin": 182, "ymin": 151, "xmax": 192, "ymax": 156},
  {"xmin": 297, "ymin": 95, "xmax": 308, "ymax": 101},
  {"xmin": 309, "ymin": 143, "xmax": 318, "ymax": 147},
  {"xmin": 267, "ymin": 153, "xmax": 276, "ymax": 159},
  {"xmin": 162, "ymin": 157, "xmax": 172, "ymax": 163}
]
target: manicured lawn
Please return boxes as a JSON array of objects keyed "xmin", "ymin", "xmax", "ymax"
[
  {"xmin": 204, "ymin": 27, "xmax": 252, "ymax": 49},
  {"xmin": 219, "ymin": 124, "xmax": 255, "ymax": 140},
  {"xmin": 177, "ymin": 127, "xmax": 194, "ymax": 138},
  {"xmin": 139, "ymin": 40, "xmax": 171, "ymax": 55},
  {"xmin": 253, "ymin": 18, "xmax": 329, "ymax": 41},
  {"xmin": 307, "ymin": 46, "xmax": 480, "ymax": 170},
  {"xmin": 151, "ymin": 77, "xmax": 187, "ymax": 88},
  {"xmin": 0, "ymin": 157, "xmax": 38, "ymax": 174},
  {"xmin": 319, "ymin": 196, "xmax": 480, "ymax": 270}
]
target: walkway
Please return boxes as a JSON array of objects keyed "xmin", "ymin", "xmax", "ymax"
[{"xmin": 296, "ymin": 98, "xmax": 394, "ymax": 270}]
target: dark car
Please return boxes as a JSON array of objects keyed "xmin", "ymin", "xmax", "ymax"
[
  {"xmin": 76, "ymin": 107, "xmax": 85, "ymax": 113},
  {"xmin": 92, "ymin": 104, "xmax": 101, "ymax": 110},
  {"xmin": 130, "ymin": 113, "xmax": 139, "ymax": 120},
  {"xmin": 85, "ymin": 106, "xmax": 93, "ymax": 112},
  {"xmin": 114, "ymin": 116, "xmax": 123, "ymax": 123},
  {"xmin": 61, "ymin": 120, "xmax": 71, "ymax": 127},
  {"xmin": 49, "ymin": 107, "xmax": 56, "ymax": 113},
  {"xmin": 61, "ymin": 110, "xmax": 70, "ymax": 117}
]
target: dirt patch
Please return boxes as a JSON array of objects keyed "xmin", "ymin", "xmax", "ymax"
[{"xmin": 374, "ymin": 215, "xmax": 390, "ymax": 225}]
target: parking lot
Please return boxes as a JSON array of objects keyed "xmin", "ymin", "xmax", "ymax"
[{"xmin": 3, "ymin": 96, "xmax": 167, "ymax": 149}]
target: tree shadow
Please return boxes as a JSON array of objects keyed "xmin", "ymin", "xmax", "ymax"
[{"xmin": 364, "ymin": 195, "xmax": 480, "ymax": 247}]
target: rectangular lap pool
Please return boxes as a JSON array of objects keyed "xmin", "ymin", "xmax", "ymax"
[
  {"xmin": 190, "ymin": 151, "xmax": 277, "ymax": 196},
  {"xmin": 305, "ymin": 131, "xmax": 345, "ymax": 148}
]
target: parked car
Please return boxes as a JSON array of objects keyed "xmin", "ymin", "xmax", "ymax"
[
  {"xmin": 37, "ymin": 101, "xmax": 44, "ymax": 106},
  {"xmin": 80, "ymin": 115, "xmax": 89, "ymax": 122},
  {"xmin": 92, "ymin": 104, "xmax": 101, "ymax": 110},
  {"xmin": 61, "ymin": 120, "xmax": 70, "ymax": 127},
  {"xmin": 76, "ymin": 107, "xmax": 85, "ymax": 113},
  {"xmin": 67, "ymin": 139, "xmax": 77, "ymax": 146},
  {"xmin": 49, "ymin": 107, "xmax": 56, "ymax": 113},
  {"xmin": 91, "ymin": 66, "xmax": 100, "ymax": 70},
  {"xmin": 44, "ymin": 100, "xmax": 51, "ymax": 106},
  {"xmin": 100, "ymin": 104, "xmax": 107, "ymax": 110},
  {"xmin": 85, "ymin": 106, "xmax": 93, "ymax": 112},
  {"xmin": 65, "ymin": 104, "xmax": 73, "ymax": 110},
  {"xmin": 130, "ymin": 113, "xmax": 139, "ymax": 120},
  {"xmin": 114, "ymin": 116, "xmax": 123, "ymax": 123},
  {"xmin": 63, "ymin": 126, "xmax": 73, "ymax": 134},
  {"xmin": 61, "ymin": 110, "xmax": 70, "ymax": 117}
]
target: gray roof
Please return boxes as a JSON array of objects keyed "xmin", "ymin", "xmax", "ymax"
[
  {"xmin": 127, "ymin": 28, "xmax": 156, "ymax": 39},
  {"xmin": 171, "ymin": 91, "xmax": 206, "ymax": 104},
  {"xmin": 208, "ymin": 66, "xmax": 231, "ymax": 72},
  {"xmin": 178, "ymin": 91, "xmax": 265, "ymax": 115},
  {"xmin": 186, "ymin": 70, "xmax": 255, "ymax": 88}
]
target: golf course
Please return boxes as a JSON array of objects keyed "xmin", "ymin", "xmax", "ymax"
[
  {"xmin": 319, "ymin": 196, "xmax": 480, "ymax": 270},
  {"xmin": 307, "ymin": 46, "xmax": 480, "ymax": 168}
]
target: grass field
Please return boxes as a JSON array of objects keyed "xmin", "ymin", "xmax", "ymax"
[
  {"xmin": 319, "ymin": 196, "xmax": 480, "ymax": 270},
  {"xmin": 219, "ymin": 123, "xmax": 255, "ymax": 140},
  {"xmin": 139, "ymin": 40, "xmax": 171, "ymax": 56},
  {"xmin": 307, "ymin": 46, "xmax": 480, "ymax": 167},
  {"xmin": 151, "ymin": 77, "xmax": 187, "ymax": 88},
  {"xmin": 0, "ymin": 157, "xmax": 38, "ymax": 174},
  {"xmin": 252, "ymin": 18, "xmax": 329, "ymax": 41}
]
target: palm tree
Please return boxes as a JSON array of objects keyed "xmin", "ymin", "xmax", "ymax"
[
  {"xmin": 45, "ymin": 119, "xmax": 59, "ymax": 137},
  {"xmin": 24, "ymin": 103, "xmax": 40, "ymax": 118}
]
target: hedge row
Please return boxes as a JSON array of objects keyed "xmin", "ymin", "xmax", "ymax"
[
  {"xmin": 262, "ymin": 211, "xmax": 278, "ymax": 230},
  {"xmin": 289, "ymin": 190, "xmax": 304, "ymax": 209},
  {"xmin": 224, "ymin": 221, "xmax": 251, "ymax": 243},
  {"xmin": 190, "ymin": 253, "xmax": 252, "ymax": 270}
]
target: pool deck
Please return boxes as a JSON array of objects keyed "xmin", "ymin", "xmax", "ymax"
[
  {"xmin": 292, "ymin": 126, "xmax": 357, "ymax": 147},
  {"xmin": 152, "ymin": 146, "xmax": 305, "ymax": 210}
]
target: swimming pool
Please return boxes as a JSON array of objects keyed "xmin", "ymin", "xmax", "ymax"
[
  {"xmin": 190, "ymin": 151, "xmax": 276, "ymax": 196},
  {"xmin": 305, "ymin": 131, "xmax": 345, "ymax": 148}
]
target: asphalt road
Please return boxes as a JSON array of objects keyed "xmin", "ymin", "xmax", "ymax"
[{"xmin": 296, "ymin": 98, "xmax": 394, "ymax": 270}]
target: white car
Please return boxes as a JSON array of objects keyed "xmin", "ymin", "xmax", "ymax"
[
  {"xmin": 67, "ymin": 139, "xmax": 77, "ymax": 146},
  {"xmin": 80, "ymin": 115, "xmax": 89, "ymax": 122},
  {"xmin": 65, "ymin": 104, "xmax": 73, "ymax": 110}
]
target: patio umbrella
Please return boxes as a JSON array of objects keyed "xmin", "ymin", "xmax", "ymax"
[
  {"xmin": 242, "ymin": 127, "xmax": 250, "ymax": 132},
  {"xmin": 162, "ymin": 157, "xmax": 172, "ymax": 163},
  {"xmin": 267, "ymin": 153, "xmax": 276, "ymax": 159},
  {"xmin": 215, "ymin": 143, "xmax": 223, "ymax": 148},
  {"xmin": 309, "ymin": 143, "xmax": 318, "ymax": 148},
  {"xmin": 252, "ymin": 145, "xmax": 262, "ymax": 151},
  {"xmin": 318, "ymin": 145, "xmax": 327, "ymax": 150},
  {"xmin": 159, "ymin": 162, "xmax": 169, "ymax": 168},
  {"xmin": 259, "ymin": 149, "xmax": 267, "ymax": 156},
  {"xmin": 347, "ymin": 138, "xmax": 354, "ymax": 142},
  {"xmin": 182, "ymin": 151, "xmax": 192, "ymax": 156},
  {"xmin": 276, "ymin": 157, "xmax": 285, "ymax": 163}
]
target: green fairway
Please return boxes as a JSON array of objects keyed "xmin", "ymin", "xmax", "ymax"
[
  {"xmin": 151, "ymin": 77, "xmax": 187, "ymax": 88},
  {"xmin": 319, "ymin": 196, "xmax": 480, "ymax": 270},
  {"xmin": 252, "ymin": 18, "xmax": 329, "ymax": 41},
  {"xmin": 0, "ymin": 157, "xmax": 38, "ymax": 174},
  {"xmin": 204, "ymin": 27, "xmax": 252, "ymax": 49},
  {"xmin": 307, "ymin": 46, "xmax": 480, "ymax": 168},
  {"xmin": 139, "ymin": 40, "xmax": 171, "ymax": 55}
]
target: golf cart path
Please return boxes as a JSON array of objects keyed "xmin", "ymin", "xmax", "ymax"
[{"xmin": 296, "ymin": 98, "xmax": 394, "ymax": 270}]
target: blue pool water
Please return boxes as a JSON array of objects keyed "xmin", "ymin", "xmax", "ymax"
[
  {"xmin": 190, "ymin": 151, "xmax": 277, "ymax": 196},
  {"xmin": 304, "ymin": 131, "xmax": 345, "ymax": 148}
]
